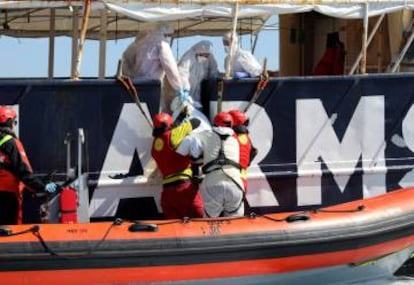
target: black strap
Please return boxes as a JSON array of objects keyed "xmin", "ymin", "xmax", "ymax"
[{"xmin": 202, "ymin": 132, "xmax": 241, "ymax": 174}]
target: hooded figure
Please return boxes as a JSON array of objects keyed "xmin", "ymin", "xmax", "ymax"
[
  {"xmin": 121, "ymin": 24, "xmax": 187, "ymax": 111},
  {"xmin": 223, "ymin": 31, "xmax": 262, "ymax": 78},
  {"xmin": 178, "ymin": 40, "xmax": 219, "ymax": 108},
  {"xmin": 121, "ymin": 30, "xmax": 151, "ymax": 77}
]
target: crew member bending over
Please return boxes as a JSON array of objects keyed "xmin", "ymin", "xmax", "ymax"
[
  {"xmin": 177, "ymin": 112, "xmax": 245, "ymax": 217},
  {"xmin": 151, "ymin": 112, "xmax": 204, "ymax": 219}
]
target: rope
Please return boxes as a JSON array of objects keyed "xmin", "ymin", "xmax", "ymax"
[
  {"xmin": 116, "ymin": 75, "xmax": 153, "ymax": 127},
  {"xmin": 20, "ymin": 220, "xmax": 123, "ymax": 259},
  {"xmin": 0, "ymin": 204, "xmax": 366, "ymax": 259}
]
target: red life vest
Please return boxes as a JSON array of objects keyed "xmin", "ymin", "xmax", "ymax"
[
  {"xmin": 0, "ymin": 135, "xmax": 31, "ymax": 224},
  {"xmin": 235, "ymin": 133, "xmax": 253, "ymax": 169},
  {"xmin": 0, "ymin": 135, "xmax": 28, "ymax": 193},
  {"xmin": 151, "ymin": 130, "xmax": 192, "ymax": 185},
  {"xmin": 234, "ymin": 133, "xmax": 253, "ymax": 192}
]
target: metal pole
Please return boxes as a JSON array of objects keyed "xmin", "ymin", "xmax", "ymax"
[
  {"xmin": 360, "ymin": 2, "xmax": 369, "ymax": 74},
  {"xmin": 48, "ymin": 8, "xmax": 55, "ymax": 79},
  {"xmin": 99, "ymin": 9, "xmax": 108, "ymax": 79},
  {"xmin": 78, "ymin": 128, "xmax": 85, "ymax": 192},
  {"xmin": 349, "ymin": 14, "xmax": 384, "ymax": 75},
  {"xmin": 64, "ymin": 132, "xmax": 72, "ymax": 178},
  {"xmin": 77, "ymin": 128, "xmax": 90, "ymax": 222}
]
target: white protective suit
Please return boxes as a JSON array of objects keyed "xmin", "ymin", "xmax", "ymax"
[
  {"xmin": 176, "ymin": 126, "xmax": 244, "ymax": 217},
  {"xmin": 223, "ymin": 32, "xmax": 262, "ymax": 78},
  {"xmin": 121, "ymin": 24, "xmax": 186, "ymax": 112},
  {"xmin": 121, "ymin": 30, "xmax": 151, "ymax": 77},
  {"xmin": 178, "ymin": 40, "xmax": 218, "ymax": 107}
]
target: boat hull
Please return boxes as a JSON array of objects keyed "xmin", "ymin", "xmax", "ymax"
[{"xmin": 1, "ymin": 187, "xmax": 414, "ymax": 284}]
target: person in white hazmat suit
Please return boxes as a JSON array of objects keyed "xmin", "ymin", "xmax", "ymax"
[
  {"xmin": 176, "ymin": 112, "xmax": 245, "ymax": 217},
  {"xmin": 223, "ymin": 31, "xmax": 262, "ymax": 78},
  {"xmin": 120, "ymin": 24, "xmax": 188, "ymax": 111},
  {"xmin": 177, "ymin": 40, "xmax": 219, "ymax": 108},
  {"xmin": 121, "ymin": 30, "xmax": 151, "ymax": 78},
  {"xmin": 167, "ymin": 40, "xmax": 218, "ymax": 133}
]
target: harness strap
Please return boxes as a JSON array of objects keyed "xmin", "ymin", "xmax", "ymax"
[
  {"xmin": 0, "ymin": 135, "xmax": 15, "ymax": 173},
  {"xmin": 163, "ymin": 168, "xmax": 192, "ymax": 185},
  {"xmin": 0, "ymin": 134, "xmax": 12, "ymax": 147},
  {"xmin": 202, "ymin": 132, "xmax": 241, "ymax": 174},
  {"xmin": 201, "ymin": 131, "xmax": 246, "ymax": 213}
]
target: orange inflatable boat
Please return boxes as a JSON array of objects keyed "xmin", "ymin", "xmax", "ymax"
[{"xmin": 1, "ymin": 187, "xmax": 414, "ymax": 285}]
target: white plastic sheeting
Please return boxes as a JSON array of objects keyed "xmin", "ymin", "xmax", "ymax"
[
  {"xmin": 0, "ymin": 1, "xmax": 414, "ymax": 39},
  {"xmin": 104, "ymin": 1, "xmax": 414, "ymax": 20}
]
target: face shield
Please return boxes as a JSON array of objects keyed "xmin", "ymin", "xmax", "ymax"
[
  {"xmin": 157, "ymin": 23, "xmax": 173, "ymax": 38},
  {"xmin": 193, "ymin": 40, "xmax": 213, "ymax": 63},
  {"xmin": 196, "ymin": 53, "xmax": 209, "ymax": 63},
  {"xmin": 222, "ymin": 31, "xmax": 238, "ymax": 54}
]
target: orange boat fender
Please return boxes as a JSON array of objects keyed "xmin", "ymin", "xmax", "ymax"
[{"xmin": 59, "ymin": 187, "xmax": 78, "ymax": 223}]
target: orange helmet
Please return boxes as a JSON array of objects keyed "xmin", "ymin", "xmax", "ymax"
[
  {"xmin": 229, "ymin": 109, "xmax": 249, "ymax": 126},
  {"xmin": 213, "ymin": 112, "xmax": 233, "ymax": 127},
  {"xmin": 0, "ymin": 106, "xmax": 16, "ymax": 125},
  {"xmin": 153, "ymin": 112, "xmax": 173, "ymax": 129}
]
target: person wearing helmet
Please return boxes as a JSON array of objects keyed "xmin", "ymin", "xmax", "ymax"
[
  {"xmin": 151, "ymin": 112, "xmax": 204, "ymax": 219},
  {"xmin": 223, "ymin": 31, "xmax": 262, "ymax": 78},
  {"xmin": 228, "ymin": 110, "xmax": 257, "ymax": 193},
  {"xmin": 0, "ymin": 106, "xmax": 57, "ymax": 225},
  {"xmin": 176, "ymin": 112, "xmax": 245, "ymax": 217}
]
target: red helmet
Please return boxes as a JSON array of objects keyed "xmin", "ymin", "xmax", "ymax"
[
  {"xmin": 213, "ymin": 112, "xmax": 233, "ymax": 127},
  {"xmin": 0, "ymin": 106, "xmax": 16, "ymax": 124},
  {"xmin": 153, "ymin": 112, "xmax": 173, "ymax": 129},
  {"xmin": 229, "ymin": 109, "xmax": 249, "ymax": 126}
]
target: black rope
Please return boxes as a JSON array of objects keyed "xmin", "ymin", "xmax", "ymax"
[
  {"xmin": 85, "ymin": 218, "xmax": 123, "ymax": 255},
  {"xmin": 29, "ymin": 219, "xmax": 123, "ymax": 259},
  {"xmin": 5, "ymin": 225, "xmax": 39, "ymax": 237},
  {"xmin": 32, "ymin": 227, "xmax": 58, "ymax": 256}
]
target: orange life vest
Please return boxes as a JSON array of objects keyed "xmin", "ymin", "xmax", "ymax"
[{"xmin": 0, "ymin": 135, "xmax": 31, "ymax": 224}]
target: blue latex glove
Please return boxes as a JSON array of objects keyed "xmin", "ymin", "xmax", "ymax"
[
  {"xmin": 234, "ymin": 71, "xmax": 250, "ymax": 78},
  {"xmin": 177, "ymin": 89, "xmax": 190, "ymax": 102},
  {"xmin": 44, "ymin": 182, "xmax": 57, "ymax": 193}
]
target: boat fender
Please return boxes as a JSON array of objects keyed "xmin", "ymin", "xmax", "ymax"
[
  {"xmin": 286, "ymin": 213, "xmax": 310, "ymax": 223},
  {"xmin": 128, "ymin": 222, "xmax": 158, "ymax": 232},
  {"xmin": 59, "ymin": 187, "xmax": 78, "ymax": 224}
]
